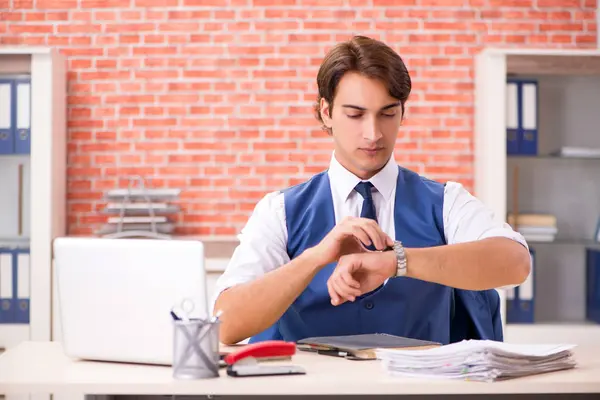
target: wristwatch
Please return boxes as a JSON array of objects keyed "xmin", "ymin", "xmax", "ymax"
[{"xmin": 390, "ymin": 240, "xmax": 407, "ymax": 277}]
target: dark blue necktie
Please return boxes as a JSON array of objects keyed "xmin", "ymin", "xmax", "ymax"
[
  {"xmin": 354, "ymin": 181, "xmax": 377, "ymax": 222},
  {"xmin": 354, "ymin": 181, "xmax": 377, "ymax": 250}
]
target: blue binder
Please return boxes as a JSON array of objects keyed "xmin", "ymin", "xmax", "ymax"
[
  {"xmin": 0, "ymin": 78, "xmax": 15, "ymax": 155},
  {"xmin": 506, "ymin": 249, "xmax": 535, "ymax": 323},
  {"xmin": 0, "ymin": 248, "xmax": 15, "ymax": 323},
  {"xmin": 505, "ymin": 80, "xmax": 520, "ymax": 155},
  {"xmin": 586, "ymin": 248, "xmax": 600, "ymax": 324},
  {"xmin": 14, "ymin": 78, "xmax": 31, "ymax": 155},
  {"xmin": 13, "ymin": 247, "xmax": 30, "ymax": 323},
  {"xmin": 506, "ymin": 78, "xmax": 538, "ymax": 156}
]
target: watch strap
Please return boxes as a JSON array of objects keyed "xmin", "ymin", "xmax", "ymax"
[{"xmin": 393, "ymin": 240, "xmax": 407, "ymax": 277}]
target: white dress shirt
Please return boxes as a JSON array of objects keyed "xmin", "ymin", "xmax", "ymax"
[{"xmin": 212, "ymin": 153, "xmax": 528, "ymax": 307}]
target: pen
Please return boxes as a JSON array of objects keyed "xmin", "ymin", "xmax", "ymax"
[
  {"xmin": 317, "ymin": 350, "xmax": 348, "ymax": 358},
  {"xmin": 170, "ymin": 311, "xmax": 180, "ymax": 321},
  {"xmin": 211, "ymin": 309, "xmax": 223, "ymax": 323},
  {"xmin": 171, "ymin": 305, "xmax": 193, "ymax": 322}
]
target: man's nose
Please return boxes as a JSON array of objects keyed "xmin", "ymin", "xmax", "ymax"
[{"xmin": 362, "ymin": 118, "xmax": 382, "ymax": 142}]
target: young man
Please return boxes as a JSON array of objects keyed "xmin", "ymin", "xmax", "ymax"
[{"xmin": 212, "ymin": 36, "xmax": 531, "ymax": 346}]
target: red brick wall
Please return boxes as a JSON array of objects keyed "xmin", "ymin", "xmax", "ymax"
[{"xmin": 0, "ymin": 0, "xmax": 596, "ymax": 236}]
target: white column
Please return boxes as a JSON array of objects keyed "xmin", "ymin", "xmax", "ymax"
[{"xmin": 474, "ymin": 49, "xmax": 509, "ymax": 328}]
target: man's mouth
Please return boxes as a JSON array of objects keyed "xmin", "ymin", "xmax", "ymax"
[{"xmin": 360, "ymin": 148, "xmax": 383, "ymax": 154}]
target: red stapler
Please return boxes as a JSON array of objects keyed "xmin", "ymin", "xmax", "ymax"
[{"xmin": 224, "ymin": 341, "xmax": 306, "ymax": 377}]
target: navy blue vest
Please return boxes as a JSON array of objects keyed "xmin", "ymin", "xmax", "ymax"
[{"xmin": 249, "ymin": 166, "xmax": 503, "ymax": 344}]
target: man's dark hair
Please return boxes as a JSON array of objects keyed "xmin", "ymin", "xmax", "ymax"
[{"xmin": 314, "ymin": 35, "xmax": 412, "ymax": 134}]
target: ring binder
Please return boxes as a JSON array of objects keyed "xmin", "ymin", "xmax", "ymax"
[{"xmin": 506, "ymin": 78, "xmax": 538, "ymax": 156}]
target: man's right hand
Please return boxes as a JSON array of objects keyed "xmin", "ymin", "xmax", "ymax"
[{"xmin": 310, "ymin": 216, "xmax": 394, "ymax": 266}]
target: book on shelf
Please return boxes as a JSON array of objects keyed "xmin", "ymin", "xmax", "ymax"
[
  {"xmin": 517, "ymin": 226, "xmax": 557, "ymax": 242},
  {"xmin": 550, "ymin": 146, "xmax": 600, "ymax": 159},
  {"xmin": 508, "ymin": 213, "xmax": 557, "ymax": 242},
  {"xmin": 507, "ymin": 213, "xmax": 556, "ymax": 227}
]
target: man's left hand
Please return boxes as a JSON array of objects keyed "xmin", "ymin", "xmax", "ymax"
[{"xmin": 327, "ymin": 250, "xmax": 397, "ymax": 306}]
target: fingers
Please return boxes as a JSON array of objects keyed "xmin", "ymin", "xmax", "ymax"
[
  {"xmin": 349, "ymin": 225, "xmax": 372, "ymax": 248},
  {"xmin": 337, "ymin": 270, "xmax": 362, "ymax": 301},
  {"xmin": 327, "ymin": 278, "xmax": 356, "ymax": 306},
  {"xmin": 340, "ymin": 269, "xmax": 360, "ymax": 291},
  {"xmin": 360, "ymin": 222, "xmax": 387, "ymax": 250},
  {"xmin": 326, "ymin": 279, "xmax": 341, "ymax": 306},
  {"xmin": 333, "ymin": 277, "xmax": 361, "ymax": 302},
  {"xmin": 328, "ymin": 256, "xmax": 363, "ymax": 306},
  {"xmin": 385, "ymin": 234, "xmax": 394, "ymax": 247},
  {"xmin": 348, "ymin": 218, "xmax": 392, "ymax": 251}
]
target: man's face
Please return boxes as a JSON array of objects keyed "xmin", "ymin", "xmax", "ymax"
[{"xmin": 320, "ymin": 72, "xmax": 403, "ymax": 179}]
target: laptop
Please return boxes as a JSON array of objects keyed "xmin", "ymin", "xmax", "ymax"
[{"xmin": 53, "ymin": 237, "xmax": 208, "ymax": 365}]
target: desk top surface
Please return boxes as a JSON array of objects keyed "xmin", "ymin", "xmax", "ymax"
[{"xmin": 1, "ymin": 341, "xmax": 600, "ymax": 395}]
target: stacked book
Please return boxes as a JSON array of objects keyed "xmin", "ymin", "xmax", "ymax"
[
  {"xmin": 550, "ymin": 146, "xmax": 600, "ymax": 159},
  {"xmin": 508, "ymin": 213, "xmax": 557, "ymax": 242},
  {"xmin": 376, "ymin": 340, "xmax": 577, "ymax": 382},
  {"xmin": 96, "ymin": 187, "xmax": 181, "ymax": 239}
]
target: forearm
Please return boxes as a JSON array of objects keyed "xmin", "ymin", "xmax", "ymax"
[
  {"xmin": 403, "ymin": 237, "xmax": 531, "ymax": 290},
  {"xmin": 213, "ymin": 248, "xmax": 324, "ymax": 345}
]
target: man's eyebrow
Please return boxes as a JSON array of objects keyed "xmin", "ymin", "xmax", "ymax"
[
  {"xmin": 381, "ymin": 102, "xmax": 401, "ymax": 111},
  {"xmin": 341, "ymin": 102, "xmax": 401, "ymax": 111},
  {"xmin": 341, "ymin": 104, "xmax": 366, "ymax": 111}
]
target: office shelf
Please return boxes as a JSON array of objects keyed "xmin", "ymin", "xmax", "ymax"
[
  {"xmin": 475, "ymin": 48, "xmax": 600, "ymax": 342},
  {"xmin": 0, "ymin": 47, "xmax": 66, "ymax": 351}
]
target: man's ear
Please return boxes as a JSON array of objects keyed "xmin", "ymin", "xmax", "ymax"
[{"xmin": 320, "ymin": 98, "xmax": 332, "ymax": 129}]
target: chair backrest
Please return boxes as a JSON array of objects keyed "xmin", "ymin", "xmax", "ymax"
[{"xmin": 449, "ymin": 288, "xmax": 503, "ymax": 343}]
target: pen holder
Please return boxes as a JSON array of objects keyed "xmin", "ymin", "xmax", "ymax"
[{"xmin": 172, "ymin": 318, "xmax": 220, "ymax": 379}]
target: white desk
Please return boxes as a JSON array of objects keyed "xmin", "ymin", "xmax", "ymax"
[{"xmin": 1, "ymin": 341, "xmax": 600, "ymax": 398}]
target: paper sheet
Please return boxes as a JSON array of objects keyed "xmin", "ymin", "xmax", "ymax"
[{"xmin": 375, "ymin": 340, "xmax": 577, "ymax": 382}]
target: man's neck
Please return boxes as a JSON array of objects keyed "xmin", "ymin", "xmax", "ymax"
[{"xmin": 333, "ymin": 153, "xmax": 388, "ymax": 181}]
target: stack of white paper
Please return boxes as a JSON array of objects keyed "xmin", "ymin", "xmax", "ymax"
[{"xmin": 375, "ymin": 340, "xmax": 577, "ymax": 382}]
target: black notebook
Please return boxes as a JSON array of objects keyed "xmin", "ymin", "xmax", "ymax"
[{"xmin": 297, "ymin": 333, "xmax": 441, "ymax": 360}]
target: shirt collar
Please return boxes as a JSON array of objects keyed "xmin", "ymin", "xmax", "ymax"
[{"xmin": 328, "ymin": 151, "xmax": 398, "ymax": 202}]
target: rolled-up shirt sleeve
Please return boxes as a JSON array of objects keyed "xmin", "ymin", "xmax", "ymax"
[
  {"xmin": 442, "ymin": 181, "xmax": 530, "ymax": 290},
  {"xmin": 210, "ymin": 190, "xmax": 290, "ymax": 311},
  {"xmin": 443, "ymin": 181, "xmax": 528, "ymax": 249}
]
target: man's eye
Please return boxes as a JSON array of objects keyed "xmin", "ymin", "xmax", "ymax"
[
  {"xmin": 347, "ymin": 114, "xmax": 363, "ymax": 119},
  {"xmin": 382, "ymin": 113, "xmax": 396, "ymax": 118}
]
